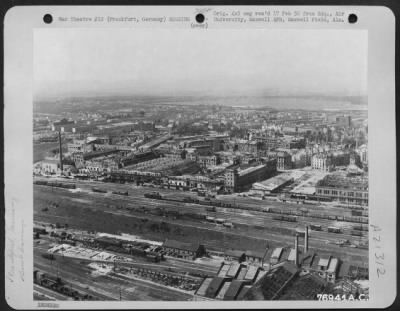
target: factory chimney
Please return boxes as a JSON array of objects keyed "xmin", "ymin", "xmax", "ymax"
[
  {"xmin": 58, "ymin": 131, "xmax": 63, "ymax": 174},
  {"xmin": 295, "ymin": 234, "xmax": 299, "ymax": 267},
  {"xmin": 305, "ymin": 226, "xmax": 309, "ymax": 253}
]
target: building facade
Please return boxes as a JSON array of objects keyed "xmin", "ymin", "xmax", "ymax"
[
  {"xmin": 277, "ymin": 151, "xmax": 292, "ymax": 170},
  {"xmin": 315, "ymin": 173, "xmax": 369, "ymax": 207},
  {"xmin": 224, "ymin": 160, "xmax": 277, "ymax": 192},
  {"xmin": 311, "ymin": 153, "xmax": 333, "ymax": 172}
]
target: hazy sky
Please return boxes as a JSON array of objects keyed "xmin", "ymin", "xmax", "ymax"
[{"xmin": 34, "ymin": 28, "xmax": 367, "ymax": 99}]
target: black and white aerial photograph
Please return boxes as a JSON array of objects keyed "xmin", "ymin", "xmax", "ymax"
[{"xmin": 32, "ymin": 28, "xmax": 369, "ymax": 302}]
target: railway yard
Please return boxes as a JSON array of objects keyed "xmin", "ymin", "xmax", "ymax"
[{"xmin": 34, "ymin": 177, "xmax": 369, "ymax": 301}]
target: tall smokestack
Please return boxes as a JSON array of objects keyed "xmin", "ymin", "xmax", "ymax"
[
  {"xmin": 305, "ymin": 226, "xmax": 309, "ymax": 253},
  {"xmin": 295, "ymin": 234, "xmax": 299, "ymax": 267},
  {"xmin": 58, "ymin": 131, "xmax": 63, "ymax": 174}
]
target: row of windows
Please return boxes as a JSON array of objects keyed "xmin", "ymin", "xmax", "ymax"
[
  {"xmin": 338, "ymin": 198, "xmax": 369, "ymax": 204},
  {"xmin": 317, "ymin": 189, "xmax": 368, "ymax": 198}
]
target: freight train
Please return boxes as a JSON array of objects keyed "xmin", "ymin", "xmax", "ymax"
[
  {"xmin": 352, "ymin": 225, "xmax": 369, "ymax": 232},
  {"xmin": 327, "ymin": 227, "xmax": 341, "ymax": 234},
  {"xmin": 272, "ymin": 215, "xmax": 297, "ymax": 222},
  {"xmin": 92, "ymin": 187, "xmax": 107, "ymax": 193},
  {"xmin": 309, "ymin": 224, "xmax": 322, "ymax": 231},
  {"xmin": 143, "ymin": 191, "xmax": 368, "ymax": 225},
  {"xmin": 111, "ymin": 190, "xmax": 129, "ymax": 196},
  {"xmin": 34, "ymin": 270, "xmax": 97, "ymax": 300},
  {"xmin": 351, "ymin": 230, "xmax": 363, "ymax": 237},
  {"xmin": 34, "ymin": 180, "xmax": 76, "ymax": 189},
  {"xmin": 144, "ymin": 192, "xmax": 164, "ymax": 199}
]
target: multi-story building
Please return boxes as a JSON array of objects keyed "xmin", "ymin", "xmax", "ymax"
[
  {"xmin": 224, "ymin": 159, "xmax": 277, "ymax": 192},
  {"xmin": 245, "ymin": 250, "xmax": 266, "ymax": 266},
  {"xmin": 254, "ymin": 136, "xmax": 282, "ymax": 150},
  {"xmin": 280, "ymin": 137, "xmax": 306, "ymax": 150},
  {"xmin": 197, "ymin": 155, "xmax": 220, "ymax": 168},
  {"xmin": 312, "ymin": 151, "xmax": 352, "ymax": 171},
  {"xmin": 315, "ymin": 173, "xmax": 369, "ymax": 207},
  {"xmin": 162, "ymin": 239, "xmax": 206, "ymax": 260},
  {"xmin": 234, "ymin": 139, "xmax": 259, "ymax": 154},
  {"xmin": 331, "ymin": 151, "xmax": 351, "ymax": 167},
  {"xmin": 120, "ymin": 150, "xmax": 159, "ymax": 167},
  {"xmin": 67, "ymin": 139, "xmax": 91, "ymax": 154},
  {"xmin": 71, "ymin": 152, "xmax": 85, "ymax": 167},
  {"xmin": 357, "ymin": 144, "xmax": 368, "ymax": 166},
  {"xmin": 277, "ymin": 151, "xmax": 292, "ymax": 170},
  {"xmin": 41, "ymin": 159, "xmax": 60, "ymax": 174},
  {"xmin": 301, "ymin": 254, "xmax": 339, "ymax": 283},
  {"xmin": 216, "ymin": 151, "xmax": 240, "ymax": 165},
  {"xmin": 291, "ymin": 149, "xmax": 307, "ymax": 169},
  {"xmin": 311, "ymin": 153, "xmax": 333, "ymax": 172},
  {"xmin": 167, "ymin": 175, "xmax": 224, "ymax": 191},
  {"xmin": 162, "ymin": 149, "xmax": 184, "ymax": 160}
]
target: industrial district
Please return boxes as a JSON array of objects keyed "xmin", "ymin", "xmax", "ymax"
[{"xmin": 33, "ymin": 97, "xmax": 369, "ymax": 301}]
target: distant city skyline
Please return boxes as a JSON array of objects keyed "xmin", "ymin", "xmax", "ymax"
[{"xmin": 34, "ymin": 28, "xmax": 367, "ymax": 100}]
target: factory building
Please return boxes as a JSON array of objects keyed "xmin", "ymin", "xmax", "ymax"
[
  {"xmin": 277, "ymin": 151, "xmax": 292, "ymax": 170},
  {"xmin": 162, "ymin": 239, "xmax": 206, "ymax": 260},
  {"xmin": 224, "ymin": 159, "xmax": 277, "ymax": 192},
  {"xmin": 311, "ymin": 153, "xmax": 333, "ymax": 172},
  {"xmin": 41, "ymin": 159, "xmax": 60, "ymax": 174},
  {"xmin": 251, "ymin": 173, "xmax": 294, "ymax": 196},
  {"xmin": 315, "ymin": 173, "xmax": 368, "ymax": 207}
]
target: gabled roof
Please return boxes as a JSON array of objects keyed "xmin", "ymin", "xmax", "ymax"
[
  {"xmin": 252, "ymin": 174, "xmax": 293, "ymax": 191},
  {"xmin": 163, "ymin": 239, "xmax": 200, "ymax": 252},
  {"xmin": 226, "ymin": 263, "xmax": 242, "ymax": 278},
  {"xmin": 311, "ymin": 256, "xmax": 321, "ymax": 269},
  {"xmin": 242, "ymin": 262, "xmax": 299, "ymax": 300},
  {"xmin": 236, "ymin": 267, "xmax": 248, "ymax": 280},
  {"xmin": 318, "ymin": 256, "xmax": 331, "ymax": 268},
  {"xmin": 218, "ymin": 263, "xmax": 231, "ymax": 278},
  {"xmin": 271, "ymin": 248, "xmax": 283, "ymax": 260},
  {"xmin": 205, "ymin": 277, "xmax": 227, "ymax": 298},
  {"xmin": 280, "ymin": 248, "xmax": 292, "ymax": 262},
  {"xmin": 244, "ymin": 266, "xmax": 260, "ymax": 282},
  {"xmin": 301, "ymin": 252, "xmax": 315, "ymax": 267},
  {"xmin": 338, "ymin": 262, "xmax": 351, "ymax": 278},
  {"xmin": 216, "ymin": 281, "xmax": 232, "ymax": 300},
  {"xmin": 245, "ymin": 250, "xmax": 265, "ymax": 259},
  {"xmin": 327, "ymin": 258, "xmax": 339, "ymax": 273},
  {"xmin": 196, "ymin": 277, "xmax": 213, "ymax": 296},
  {"xmin": 236, "ymin": 285, "xmax": 252, "ymax": 300},
  {"xmin": 224, "ymin": 280, "xmax": 246, "ymax": 300},
  {"xmin": 224, "ymin": 250, "xmax": 245, "ymax": 258},
  {"xmin": 287, "ymin": 248, "xmax": 297, "ymax": 262}
]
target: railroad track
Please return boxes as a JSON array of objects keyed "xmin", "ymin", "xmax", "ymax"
[{"xmin": 35, "ymin": 184, "xmax": 368, "ymax": 244}]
